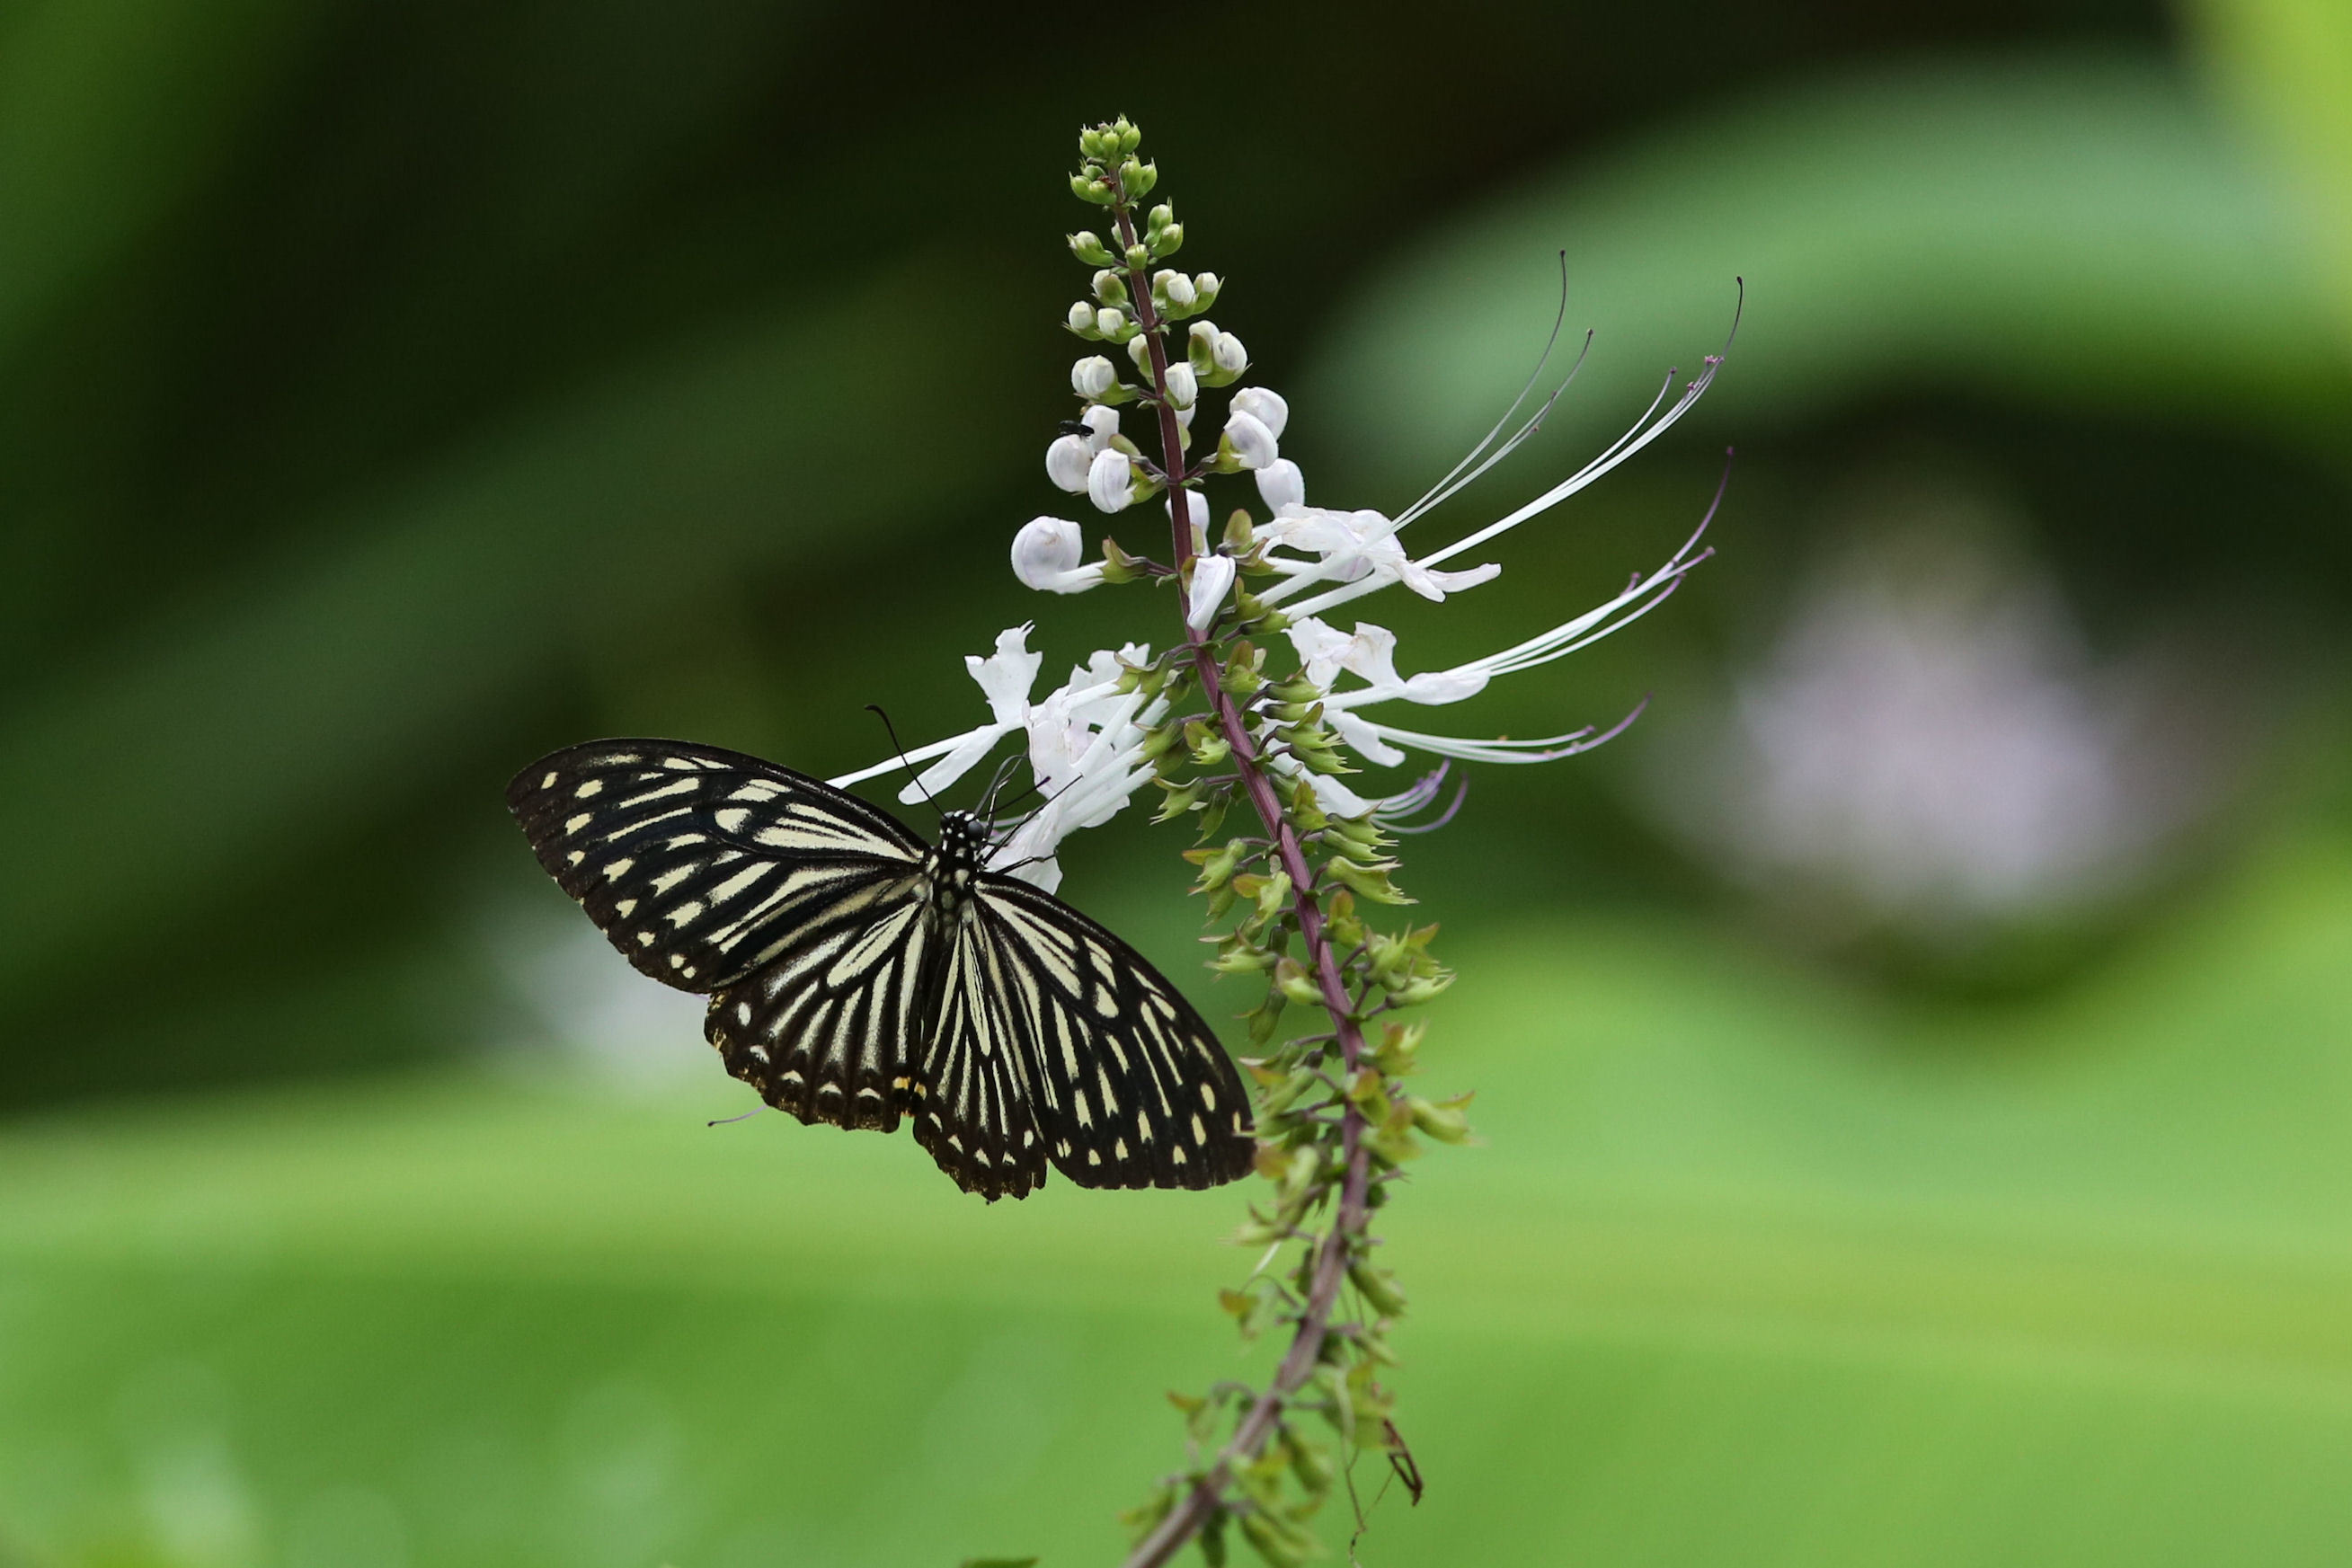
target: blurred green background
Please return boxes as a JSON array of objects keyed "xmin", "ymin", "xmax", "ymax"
[{"xmin": 4, "ymin": 0, "xmax": 2351, "ymax": 1563}]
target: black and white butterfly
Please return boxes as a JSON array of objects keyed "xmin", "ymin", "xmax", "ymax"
[{"xmin": 506, "ymin": 739, "xmax": 1256, "ymax": 1201}]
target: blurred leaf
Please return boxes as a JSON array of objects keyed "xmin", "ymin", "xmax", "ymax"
[
  {"xmin": 6, "ymin": 832, "xmax": 2352, "ymax": 1563},
  {"xmin": 0, "ymin": 274, "xmax": 1028, "ymax": 1005},
  {"xmin": 2189, "ymin": 0, "xmax": 2352, "ymax": 347},
  {"xmin": 0, "ymin": 0, "xmax": 325, "ymax": 364},
  {"xmin": 1307, "ymin": 53, "xmax": 2352, "ymax": 496}
]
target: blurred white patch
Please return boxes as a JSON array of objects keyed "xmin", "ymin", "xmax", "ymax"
[
  {"xmin": 1665, "ymin": 516, "xmax": 2236, "ymax": 939},
  {"xmin": 482, "ymin": 904, "xmax": 711, "ymax": 1089},
  {"xmin": 115, "ymin": 1361, "xmax": 258, "ymax": 1568}
]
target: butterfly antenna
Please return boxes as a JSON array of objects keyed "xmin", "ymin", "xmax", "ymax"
[
  {"xmin": 707, "ymin": 1105, "xmax": 769, "ymax": 1127},
  {"xmin": 865, "ymin": 704, "xmax": 942, "ymax": 819}
]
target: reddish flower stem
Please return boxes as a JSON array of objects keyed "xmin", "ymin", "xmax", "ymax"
[{"xmin": 1108, "ymin": 186, "xmax": 1374, "ymax": 1568}]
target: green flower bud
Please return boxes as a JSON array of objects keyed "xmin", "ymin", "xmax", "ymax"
[
  {"xmin": 1146, "ymin": 202, "xmax": 1174, "ymax": 235},
  {"xmin": 1067, "ymin": 230, "xmax": 1115, "ymax": 266},
  {"xmin": 1409, "ymin": 1094, "xmax": 1474, "ymax": 1144},
  {"xmin": 1151, "ymin": 221, "xmax": 1185, "ymax": 259},
  {"xmin": 1120, "ymin": 157, "xmax": 1158, "ymax": 197},
  {"xmin": 1091, "ymin": 270, "xmax": 1128, "ymax": 306},
  {"xmin": 1274, "ymin": 957, "xmax": 1323, "ymax": 1008},
  {"xmin": 1124, "ymin": 242, "xmax": 1151, "ymax": 271},
  {"xmin": 1070, "ymin": 172, "xmax": 1115, "ymax": 205},
  {"xmin": 1114, "ymin": 117, "xmax": 1142, "ymax": 155}
]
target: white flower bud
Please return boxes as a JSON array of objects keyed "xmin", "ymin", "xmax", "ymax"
[
  {"xmin": 1071, "ymin": 356, "xmax": 1117, "ymax": 400},
  {"xmin": 1162, "ymin": 361, "xmax": 1198, "ymax": 409},
  {"xmin": 1256, "ymin": 456, "xmax": 1306, "ymax": 512},
  {"xmin": 1231, "ymin": 386, "xmax": 1289, "ymax": 440},
  {"xmin": 1185, "ymin": 489, "xmax": 1210, "ymax": 549},
  {"xmin": 1223, "ymin": 410, "xmax": 1278, "ymax": 471},
  {"xmin": 1158, "ymin": 270, "xmax": 1196, "ymax": 309},
  {"xmin": 1011, "ymin": 515, "xmax": 1105, "ymax": 594},
  {"xmin": 1087, "ymin": 448, "xmax": 1133, "ymax": 513},
  {"xmin": 1067, "ymin": 301, "xmax": 1096, "ymax": 333},
  {"xmin": 1045, "ymin": 434, "xmax": 1093, "ymax": 493},
  {"xmin": 1091, "ymin": 269, "xmax": 1127, "ymax": 306},
  {"xmin": 1186, "ymin": 552, "xmax": 1237, "ymax": 633},
  {"xmin": 1080, "ymin": 403, "xmax": 1120, "ymax": 448},
  {"xmin": 1194, "ymin": 271, "xmax": 1222, "ymax": 300},
  {"xmin": 1095, "ymin": 306, "xmax": 1127, "ymax": 338},
  {"xmin": 1212, "ymin": 332, "xmax": 1249, "ymax": 375},
  {"xmin": 1174, "ymin": 403, "xmax": 1196, "ymax": 429}
]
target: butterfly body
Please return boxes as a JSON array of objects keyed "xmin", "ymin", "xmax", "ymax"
[{"xmin": 507, "ymin": 740, "xmax": 1255, "ymax": 1200}]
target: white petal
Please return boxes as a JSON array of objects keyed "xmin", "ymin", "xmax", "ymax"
[
  {"xmin": 1087, "ymin": 448, "xmax": 1133, "ymax": 513},
  {"xmin": 1044, "ymin": 435, "xmax": 1092, "ymax": 493},
  {"xmin": 1011, "ymin": 516, "xmax": 1105, "ymax": 594},
  {"xmin": 1256, "ymin": 458, "xmax": 1305, "ymax": 513},
  {"xmin": 1224, "ymin": 411, "xmax": 1278, "ymax": 471},
  {"xmin": 972, "ymin": 625, "xmax": 1043, "ymax": 725},
  {"xmin": 1212, "ymin": 332, "xmax": 1249, "ymax": 374},
  {"xmin": 1080, "ymin": 404, "xmax": 1120, "ymax": 449},
  {"xmin": 1329, "ymin": 710, "xmax": 1410, "ymax": 768},
  {"xmin": 1186, "ymin": 554, "xmax": 1236, "ymax": 633},
  {"xmin": 1071, "ymin": 356, "xmax": 1116, "ymax": 399},
  {"xmin": 1231, "ymin": 386, "xmax": 1289, "ymax": 439},
  {"xmin": 1163, "ymin": 361, "xmax": 1198, "ymax": 409}
]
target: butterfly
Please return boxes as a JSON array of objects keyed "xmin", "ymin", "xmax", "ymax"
[{"xmin": 506, "ymin": 739, "xmax": 1256, "ymax": 1201}]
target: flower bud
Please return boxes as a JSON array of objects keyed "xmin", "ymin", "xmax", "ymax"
[
  {"xmin": 1212, "ymin": 331, "xmax": 1249, "ymax": 375},
  {"xmin": 1124, "ymin": 243, "xmax": 1151, "ymax": 271},
  {"xmin": 1114, "ymin": 119, "xmax": 1141, "ymax": 155},
  {"xmin": 1011, "ymin": 515, "xmax": 1105, "ymax": 594},
  {"xmin": 1192, "ymin": 271, "xmax": 1221, "ymax": 305},
  {"xmin": 1174, "ymin": 402, "xmax": 1196, "ymax": 429},
  {"xmin": 1066, "ymin": 300, "xmax": 1096, "ymax": 334},
  {"xmin": 1071, "ymin": 356, "xmax": 1118, "ymax": 400},
  {"xmin": 1070, "ymin": 173, "xmax": 1115, "ymax": 205},
  {"xmin": 1094, "ymin": 306, "xmax": 1127, "ymax": 339},
  {"xmin": 1079, "ymin": 126, "xmax": 1115, "ymax": 160},
  {"xmin": 1151, "ymin": 222, "xmax": 1184, "ymax": 258},
  {"xmin": 1156, "ymin": 270, "xmax": 1196, "ymax": 311},
  {"xmin": 1045, "ymin": 434, "xmax": 1092, "ymax": 493},
  {"xmin": 1185, "ymin": 488, "xmax": 1211, "ymax": 550},
  {"xmin": 1162, "ymin": 361, "xmax": 1198, "ymax": 409},
  {"xmin": 1120, "ymin": 157, "xmax": 1158, "ymax": 196},
  {"xmin": 1231, "ymin": 386, "xmax": 1289, "ymax": 439},
  {"xmin": 1127, "ymin": 333, "xmax": 1155, "ymax": 376},
  {"xmin": 1087, "ymin": 448, "xmax": 1133, "ymax": 514},
  {"xmin": 1222, "ymin": 410, "xmax": 1278, "ymax": 471},
  {"xmin": 1079, "ymin": 403, "xmax": 1120, "ymax": 447},
  {"xmin": 1256, "ymin": 457, "xmax": 1305, "ymax": 512},
  {"xmin": 1091, "ymin": 270, "xmax": 1128, "ymax": 306},
  {"xmin": 1147, "ymin": 203, "xmax": 1174, "ymax": 234},
  {"xmin": 1186, "ymin": 552, "xmax": 1237, "ymax": 633},
  {"xmin": 1068, "ymin": 230, "xmax": 1115, "ymax": 266}
]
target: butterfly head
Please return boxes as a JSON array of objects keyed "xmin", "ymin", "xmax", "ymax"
[{"xmin": 935, "ymin": 810, "xmax": 989, "ymax": 875}]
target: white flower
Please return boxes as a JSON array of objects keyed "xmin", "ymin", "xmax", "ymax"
[
  {"xmin": 1045, "ymin": 434, "xmax": 1092, "ymax": 493},
  {"xmin": 1067, "ymin": 301, "xmax": 1096, "ymax": 333},
  {"xmin": 1186, "ymin": 553, "xmax": 1236, "ymax": 633},
  {"xmin": 1158, "ymin": 270, "xmax": 1197, "ymax": 309},
  {"xmin": 1212, "ymin": 332, "xmax": 1248, "ymax": 375},
  {"xmin": 1162, "ymin": 361, "xmax": 1198, "ymax": 409},
  {"xmin": 1096, "ymin": 306, "xmax": 1127, "ymax": 338},
  {"xmin": 1079, "ymin": 403, "xmax": 1119, "ymax": 446},
  {"xmin": 1255, "ymin": 507, "xmax": 1497, "ymax": 605},
  {"xmin": 1011, "ymin": 516, "xmax": 1105, "ymax": 594},
  {"xmin": 1224, "ymin": 410, "xmax": 1278, "ymax": 471},
  {"xmin": 1256, "ymin": 457, "xmax": 1305, "ymax": 513},
  {"xmin": 1071, "ymin": 356, "xmax": 1117, "ymax": 400},
  {"xmin": 1231, "ymin": 386, "xmax": 1288, "ymax": 439},
  {"xmin": 1087, "ymin": 448, "xmax": 1133, "ymax": 513}
]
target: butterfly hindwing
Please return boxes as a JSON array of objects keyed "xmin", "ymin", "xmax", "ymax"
[
  {"xmin": 911, "ymin": 909, "xmax": 1051, "ymax": 1200},
  {"xmin": 972, "ymin": 875, "xmax": 1256, "ymax": 1191},
  {"xmin": 505, "ymin": 740, "xmax": 926, "ymax": 992},
  {"xmin": 703, "ymin": 872, "xmax": 937, "ymax": 1133}
]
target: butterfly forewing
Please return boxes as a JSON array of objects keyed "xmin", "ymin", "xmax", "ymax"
[
  {"xmin": 972, "ymin": 876, "xmax": 1255, "ymax": 1191},
  {"xmin": 506, "ymin": 740, "xmax": 926, "ymax": 992}
]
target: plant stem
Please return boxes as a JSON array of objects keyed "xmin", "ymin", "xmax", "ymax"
[{"xmin": 1111, "ymin": 188, "xmax": 1374, "ymax": 1568}]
